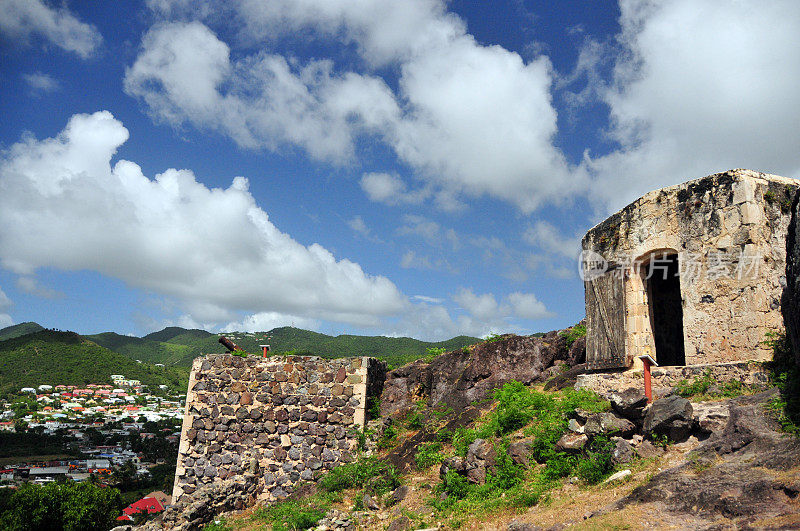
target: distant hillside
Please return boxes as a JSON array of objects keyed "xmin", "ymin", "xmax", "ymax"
[
  {"xmin": 86, "ymin": 332, "xmax": 197, "ymax": 367},
  {"xmin": 0, "ymin": 330, "xmax": 189, "ymax": 397},
  {"xmin": 215, "ymin": 327, "xmax": 481, "ymax": 368},
  {"xmin": 90, "ymin": 326, "xmax": 481, "ymax": 369},
  {"xmin": 0, "ymin": 322, "xmax": 45, "ymax": 341}
]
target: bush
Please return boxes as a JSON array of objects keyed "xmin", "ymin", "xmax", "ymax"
[
  {"xmin": 415, "ymin": 442, "xmax": 446, "ymax": 469},
  {"xmin": 765, "ymin": 331, "xmax": 800, "ymax": 434},
  {"xmin": 0, "ymin": 481, "xmax": 122, "ymax": 531},
  {"xmin": 559, "ymin": 324, "xmax": 587, "ymax": 348},
  {"xmin": 318, "ymin": 457, "xmax": 400, "ymax": 496},
  {"xmin": 254, "ymin": 497, "xmax": 328, "ymax": 531}
]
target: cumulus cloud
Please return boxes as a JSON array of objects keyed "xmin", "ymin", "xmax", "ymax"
[
  {"xmin": 22, "ymin": 71, "xmax": 59, "ymax": 93},
  {"xmin": 453, "ymin": 288, "xmax": 554, "ymax": 326},
  {"xmin": 347, "ymin": 215, "xmax": 370, "ymax": 237},
  {"xmin": 0, "ymin": 111, "xmax": 408, "ymax": 328},
  {"xmin": 125, "ymin": 21, "xmax": 399, "ymax": 164},
  {"xmin": 0, "ymin": 0, "xmax": 102, "ymax": 58},
  {"xmin": 16, "ymin": 277, "xmax": 61, "ymax": 299},
  {"xmin": 360, "ymin": 172, "xmax": 428, "ymax": 206},
  {"xmin": 129, "ymin": 1, "xmax": 582, "ymax": 212},
  {"xmin": 394, "ymin": 288, "xmax": 553, "ymax": 341},
  {"xmin": 523, "ymin": 221, "xmax": 580, "ymax": 259},
  {"xmin": 585, "ymin": 0, "xmax": 800, "ymax": 212},
  {"xmin": 0, "ymin": 287, "xmax": 12, "ymax": 328},
  {"xmin": 224, "ymin": 311, "xmax": 318, "ymax": 333}
]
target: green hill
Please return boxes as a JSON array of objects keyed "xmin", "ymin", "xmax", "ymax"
[
  {"xmin": 92, "ymin": 326, "xmax": 480, "ymax": 369},
  {"xmin": 0, "ymin": 330, "xmax": 189, "ymax": 397},
  {"xmin": 0, "ymin": 322, "xmax": 45, "ymax": 341},
  {"xmin": 86, "ymin": 332, "xmax": 196, "ymax": 366}
]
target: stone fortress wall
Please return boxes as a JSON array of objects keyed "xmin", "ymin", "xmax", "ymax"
[
  {"xmin": 583, "ymin": 169, "xmax": 800, "ymax": 368},
  {"xmin": 172, "ymin": 353, "xmax": 385, "ymax": 504}
]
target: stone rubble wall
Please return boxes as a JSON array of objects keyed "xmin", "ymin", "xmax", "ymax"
[
  {"xmin": 583, "ymin": 169, "xmax": 799, "ymax": 366},
  {"xmin": 575, "ymin": 361, "xmax": 770, "ymax": 398},
  {"xmin": 172, "ymin": 353, "xmax": 385, "ymax": 505}
]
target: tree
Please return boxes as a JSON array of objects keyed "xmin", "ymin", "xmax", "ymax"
[{"xmin": 0, "ymin": 482, "xmax": 122, "ymax": 531}]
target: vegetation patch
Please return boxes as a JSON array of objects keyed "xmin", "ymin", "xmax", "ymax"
[{"xmin": 764, "ymin": 332, "xmax": 800, "ymax": 435}]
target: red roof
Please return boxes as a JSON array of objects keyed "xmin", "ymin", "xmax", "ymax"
[{"xmin": 122, "ymin": 496, "xmax": 165, "ymax": 516}]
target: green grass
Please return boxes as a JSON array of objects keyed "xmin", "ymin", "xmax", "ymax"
[
  {"xmin": 675, "ymin": 368, "xmax": 763, "ymax": 400},
  {"xmin": 433, "ymin": 382, "xmax": 615, "ymax": 519},
  {"xmin": 253, "ymin": 492, "xmax": 339, "ymax": 531},
  {"xmin": 764, "ymin": 331, "xmax": 800, "ymax": 435}
]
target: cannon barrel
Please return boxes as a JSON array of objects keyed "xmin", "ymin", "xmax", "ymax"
[{"xmin": 218, "ymin": 336, "xmax": 242, "ymax": 352}]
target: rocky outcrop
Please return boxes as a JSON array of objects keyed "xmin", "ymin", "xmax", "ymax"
[
  {"xmin": 137, "ymin": 476, "xmax": 261, "ymax": 530},
  {"xmin": 643, "ymin": 395, "xmax": 694, "ymax": 441},
  {"xmin": 608, "ymin": 389, "xmax": 800, "ymax": 527},
  {"xmin": 380, "ymin": 326, "xmax": 585, "ymax": 417}
]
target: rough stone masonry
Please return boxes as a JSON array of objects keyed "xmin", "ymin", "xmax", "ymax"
[
  {"xmin": 582, "ymin": 169, "xmax": 799, "ymax": 371},
  {"xmin": 172, "ymin": 354, "xmax": 385, "ymax": 504}
]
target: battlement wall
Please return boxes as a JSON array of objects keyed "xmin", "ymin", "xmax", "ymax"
[{"xmin": 172, "ymin": 353, "xmax": 385, "ymax": 503}]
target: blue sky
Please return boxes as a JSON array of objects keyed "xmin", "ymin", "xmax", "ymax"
[{"xmin": 1, "ymin": 0, "xmax": 799, "ymax": 340}]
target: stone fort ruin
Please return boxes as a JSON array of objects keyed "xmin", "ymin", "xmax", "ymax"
[
  {"xmin": 172, "ymin": 354, "xmax": 385, "ymax": 504},
  {"xmin": 581, "ymin": 169, "xmax": 799, "ymax": 377}
]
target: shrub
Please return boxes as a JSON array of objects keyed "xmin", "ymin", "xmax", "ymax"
[
  {"xmin": 765, "ymin": 331, "xmax": 800, "ymax": 434},
  {"xmin": 0, "ymin": 481, "xmax": 122, "ymax": 531},
  {"xmin": 254, "ymin": 497, "xmax": 328, "ymax": 531},
  {"xmin": 415, "ymin": 442, "xmax": 446, "ymax": 469},
  {"xmin": 318, "ymin": 457, "xmax": 400, "ymax": 496},
  {"xmin": 574, "ymin": 436, "xmax": 615, "ymax": 484},
  {"xmin": 483, "ymin": 333, "xmax": 505, "ymax": 343},
  {"xmin": 440, "ymin": 470, "xmax": 472, "ymax": 500},
  {"xmin": 377, "ymin": 424, "xmax": 398, "ymax": 449},
  {"xmin": 560, "ymin": 324, "xmax": 587, "ymax": 348}
]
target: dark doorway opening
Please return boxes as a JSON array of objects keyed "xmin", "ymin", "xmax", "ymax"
[{"xmin": 647, "ymin": 253, "xmax": 685, "ymax": 366}]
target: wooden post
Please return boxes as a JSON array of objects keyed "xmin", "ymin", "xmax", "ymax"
[
  {"xmin": 259, "ymin": 344, "xmax": 270, "ymax": 358},
  {"xmin": 637, "ymin": 354, "xmax": 658, "ymax": 403}
]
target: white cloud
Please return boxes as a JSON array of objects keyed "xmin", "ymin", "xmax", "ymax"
[
  {"xmin": 400, "ymin": 250, "xmax": 433, "ymax": 270},
  {"xmin": 523, "ymin": 221, "xmax": 580, "ymax": 259},
  {"xmin": 22, "ymin": 71, "xmax": 59, "ymax": 93},
  {"xmin": 453, "ymin": 287, "xmax": 554, "ymax": 324},
  {"xmin": 130, "ymin": 2, "xmax": 583, "ymax": 213},
  {"xmin": 16, "ymin": 277, "xmax": 61, "ymax": 299},
  {"xmin": 397, "ymin": 214, "xmax": 442, "ymax": 245},
  {"xmin": 411, "ymin": 295, "xmax": 443, "ymax": 304},
  {"xmin": 347, "ymin": 215, "xmax": 370, "ymax": 237},
  {"xmin": 0, "ymin": 287, "xmax": 12, "ymax": 328},
  {"xmin": 125, "ymin": 21, "xmax": 399, "ymax": 164},
  {"xmin": 585, "ymin": 0, "xmax": 800, "ymax": 211},
  {"xmin": 224, "ymin": 311, "xmax": 318, "ymax": 333},
  {"xmin": 0, "ymin": 111, "xmax": 408, "ymax": 328},
  {"xmin": 359, "ymin": 172, "xmax": 428, "ymax": 206},
  {"xmin": 0, "ymin": 0, "xmax": 102, "ymax": 58},
  {"xmin": 507, "ymin": 292, "xmax": 554, "ymax": 320}
]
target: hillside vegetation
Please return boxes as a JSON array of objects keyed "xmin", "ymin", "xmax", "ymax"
[
  {"xmin": 88, "ymin": 326, "xmax": 480, "ymax": 368},
  {"xmin": 0, "ymin": 330, "xmax": 188, "ymax": 397},
  {"xmin": 0, "ymin": 322, "xmax": 45, "ymax": 341}
]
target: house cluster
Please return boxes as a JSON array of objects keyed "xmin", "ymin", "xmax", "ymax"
[{"xmin": 5, "ymin": 377, "xmax": 184, "ymax": 429}]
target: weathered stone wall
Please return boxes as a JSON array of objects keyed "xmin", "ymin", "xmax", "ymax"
[
  {"xmin": 172, "ymin": 354, "xmax": 385, "ymax": 505},
  {"xmin": 575, "ymin": 361, "xmax": 771, "ymax": 399},
  {"xmin": 583, "ymin": 169, "xmax": 799, "ymax": 368}
]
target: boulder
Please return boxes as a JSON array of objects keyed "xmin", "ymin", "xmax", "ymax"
[
  {"xmin": 362, "ymin": 494, "xmax": 380, "ymax": 511},
  {"xmin": 584, "ymin": 412, "xmax": 637, "ymax": 438},
  {"xmin": 609, "ymin": 388, "xmax": 648, "ymax": 421},
  {"xmin": 389, "ymin": 485, "xmax": 410, "ymax": 505},
  {"xmin": 555, "ymin": 433, "xmax": 589, "ymax": 453},
  {"xmin": 643, "ymin": 395, "xmax": 693, "ymax": 441},
  {"xmin": 380, "ymin": 327, "xmax": 584, "ymax": 417},
  {"xmin": 507, "ymin": 440, "xmax": 533, "ymax": 466},
  {"xmin": 692, "ymin": 402, "xmax": 730, "ymax": 435},
  {"xmin": 610, "ymin": 438, "xmax": 635, "ymax": 465},
  {"xmin": 387, "ymin": 516, "xmax": 411, "ymax": 531}
]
